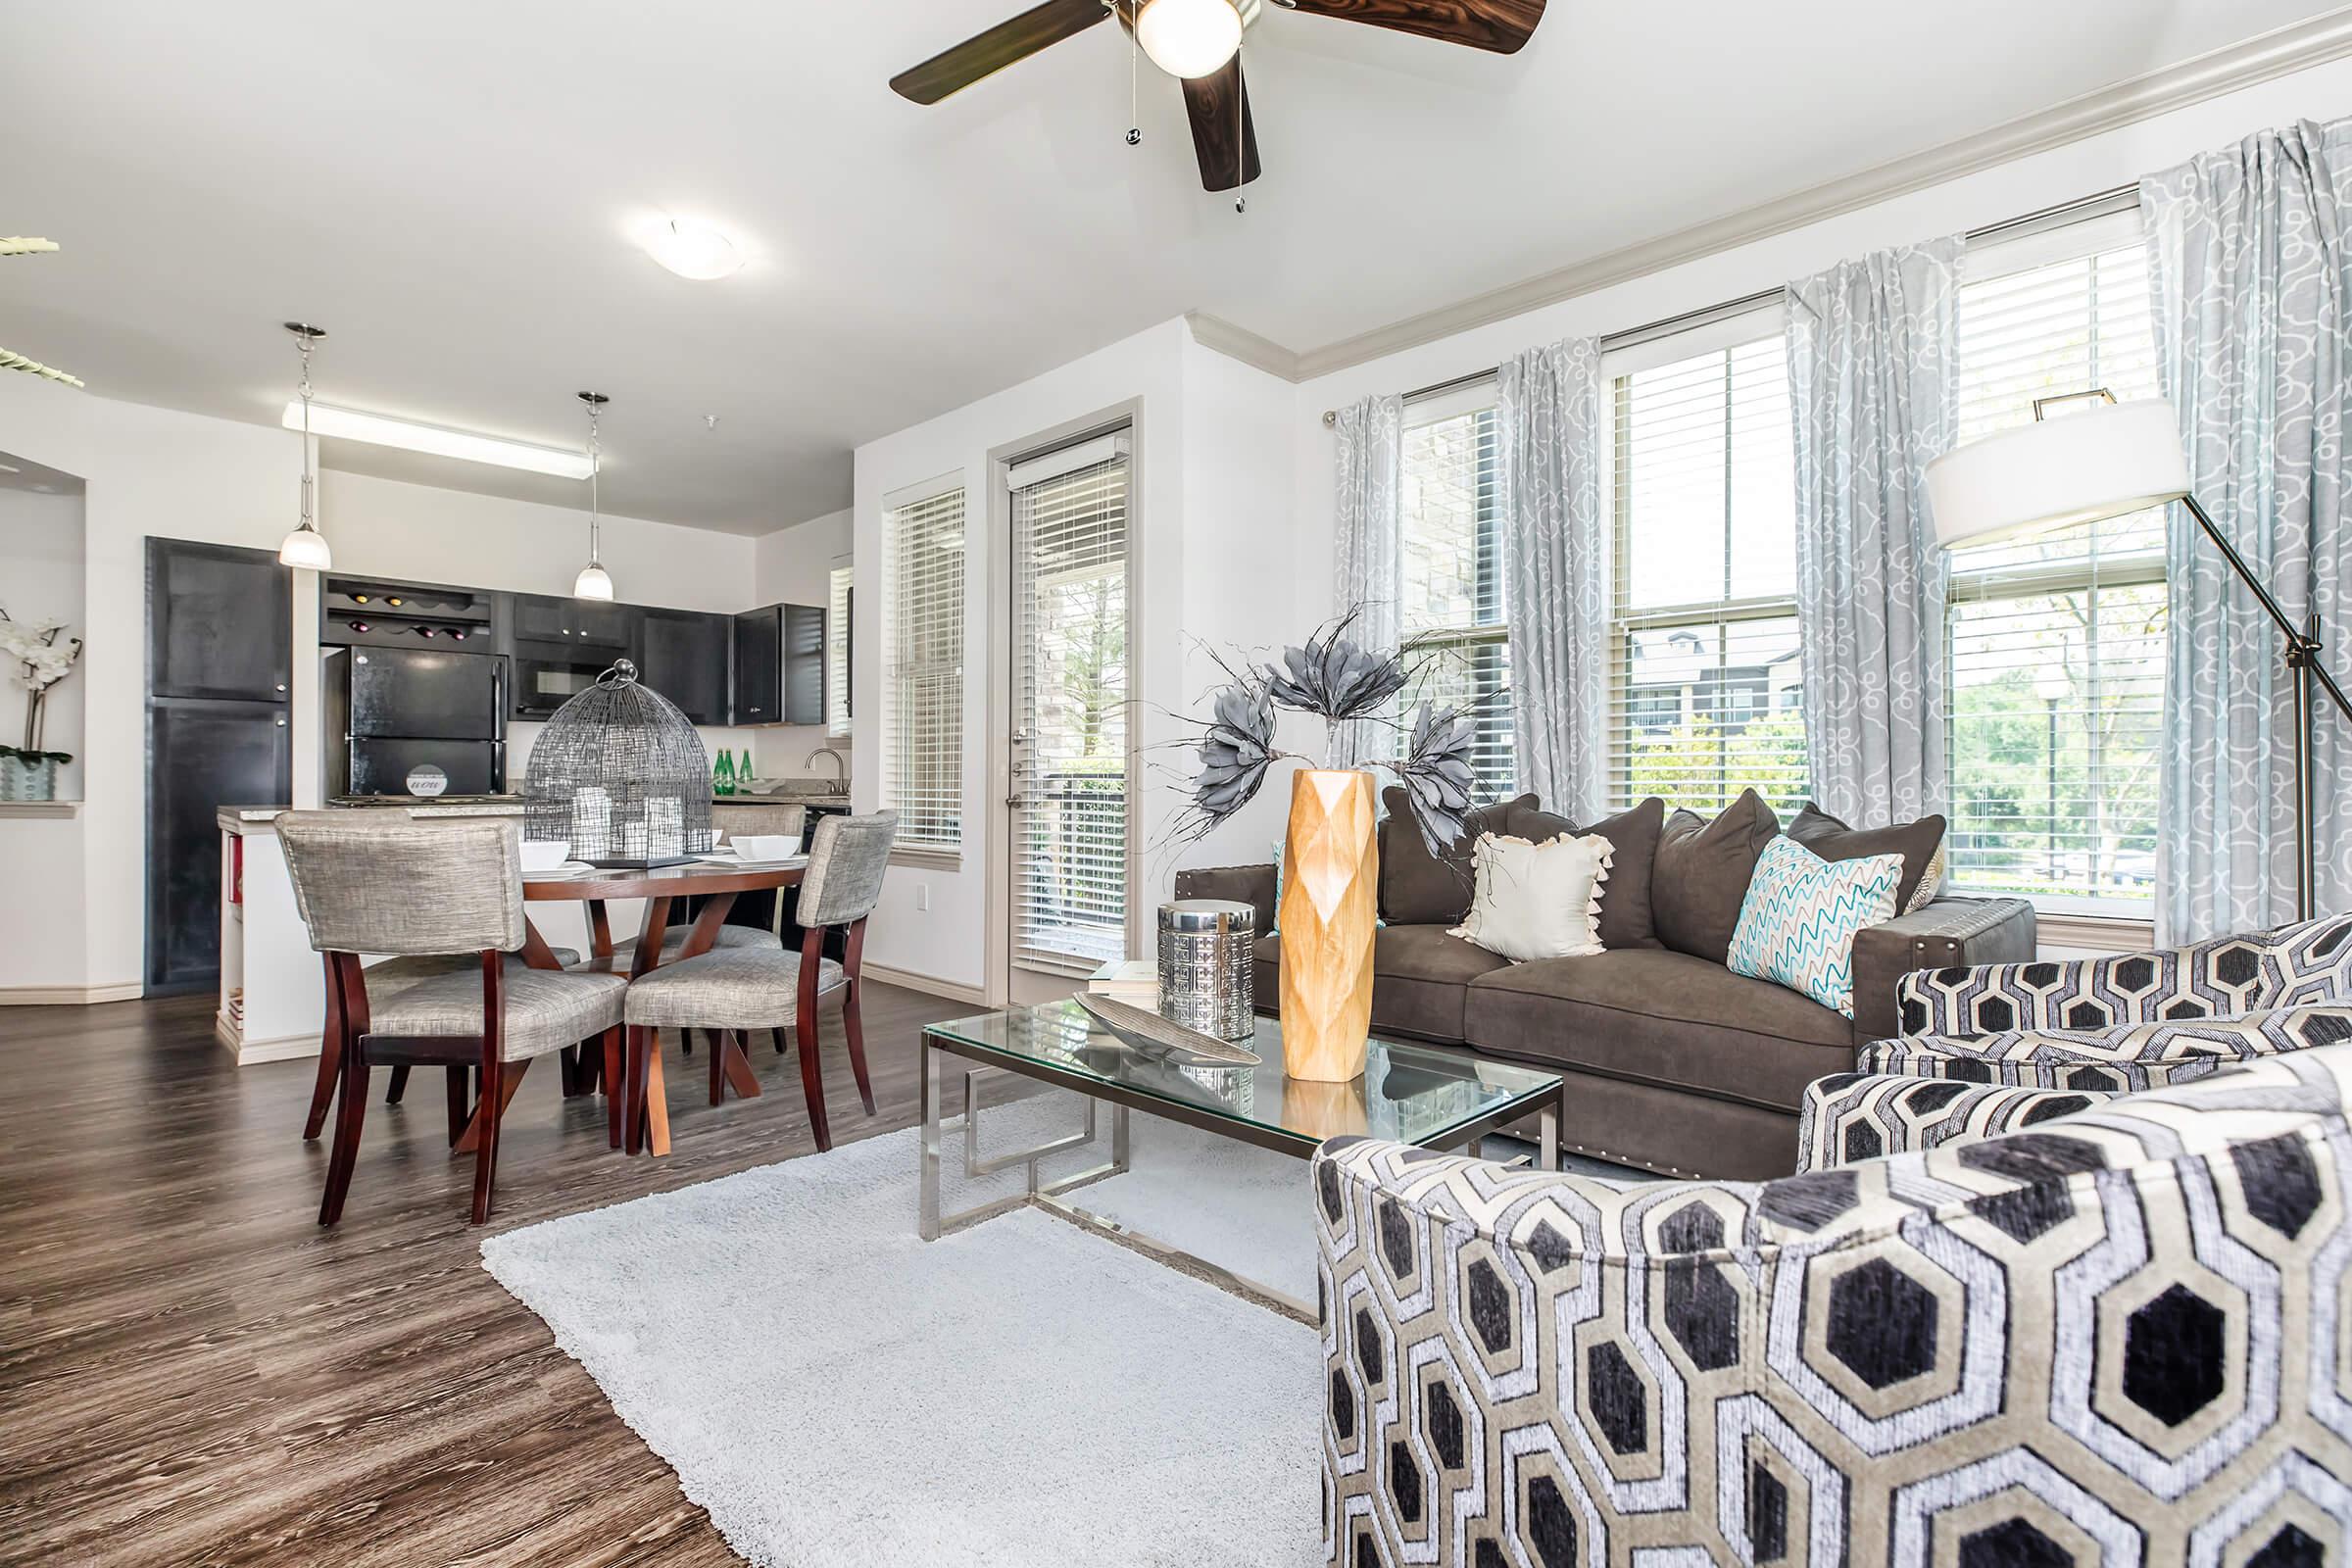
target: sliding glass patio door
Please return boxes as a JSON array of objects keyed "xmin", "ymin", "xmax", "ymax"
[{"xmin": 1005, "ymin": 432, "xmax": 1133, "ymax": 999}]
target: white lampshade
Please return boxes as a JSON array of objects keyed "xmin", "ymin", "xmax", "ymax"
[
  {"xmin": 1136, "ymin": 0, "xmax": 1243, "ymax": 78},
  {"xmin": 1926, "ymin": 397, "xmax": 2191, "ymax": 547},
  {"xmin": 278, "ymin": 523, "xmax": 332, "ymax": 570},
  {"xmin": 573, "ymin": 561, "xmax": 615, "ymax": 601}
]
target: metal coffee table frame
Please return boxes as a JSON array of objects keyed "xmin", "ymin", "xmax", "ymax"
[{"xmin": 917, "ymin": 1025, "xmax": 1564, "ymax": 1323}]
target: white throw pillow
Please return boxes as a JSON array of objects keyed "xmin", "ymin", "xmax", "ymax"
[{"xmin": 1448, "ymin": 831, "xmax": 1611, "ymax": 963}]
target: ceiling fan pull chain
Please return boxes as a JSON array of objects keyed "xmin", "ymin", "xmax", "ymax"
[
  {"xmin": 1233, "ymin": 38, "xmax": 1247, "ymax": 213},
  {"xmin": 1125, "ymin": 4, "xmax": 1142, "ymax": 146}
]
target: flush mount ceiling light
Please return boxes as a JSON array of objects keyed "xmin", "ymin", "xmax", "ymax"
[
  {"xmin": 278, "ymin": 322, "xmax": 332, "ymax": 570},
  {"xmin": 572, "ymin": 391, "xmax": 615, "ymax": 602},
  {"xmin": 1135, "ymin": 0, "xmax": 1243, "ymax": 77},
  {"xmin": 637, "ymin": 217, "xmax": 744, "ymax": 280},
  {"xmin": 278, "ymin": 401, "xmax": 595, "ymax": 479}
]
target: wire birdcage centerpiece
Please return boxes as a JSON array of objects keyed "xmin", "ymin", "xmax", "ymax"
[{"xmin": 523, "ymin": 659, "xmax": 713, "ymax": 868}]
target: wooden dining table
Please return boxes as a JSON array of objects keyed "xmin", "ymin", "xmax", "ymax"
[{"xmin": 480, "ymin": 856, "xmax": 809, "ymax": 1156}]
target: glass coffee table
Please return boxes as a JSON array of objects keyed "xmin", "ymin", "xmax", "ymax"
[{"xmin": 918, "ymin": 1002, "xmax": 1565, "ymax": 1318}]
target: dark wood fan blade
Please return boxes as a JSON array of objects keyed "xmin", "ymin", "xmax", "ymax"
[
  {"xmin": 889, "ymin": 0, "xmax": 1113, "ymax": 104},
  {"xmin": 1279, "ymin": 0, "xmax": 1545, "ymax": 54},
  {"xmin": 1182, "ymin": 55, "xmax": 1261, "ymax": 192}
]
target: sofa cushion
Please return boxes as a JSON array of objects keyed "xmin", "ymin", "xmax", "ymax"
[
  {"xmin": 1377, "ymin": 788, "xmax": 1533, "ymax": 927},
  {"xmin": 1252, "ymin": 925, "xmax": 1510, "ymax": 1043},
  {"xmin": 1652, "ymin": 789, "xmax": 1779, "ymax": 964},
  {"xmin": 1786, "ymin": 802, "xmax": 1947, "ymax": 914},
  {"xmin": 1510, "ymin": 796, "xmax": 1666, "ymax": 950},
  {"xmin": 1463, "ymin": 948, "xmax": 1852, "ymax": 1113}
]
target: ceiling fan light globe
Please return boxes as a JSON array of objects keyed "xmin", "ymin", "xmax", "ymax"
[
  {"xmin": 1136, "ymin": 0, "xmax": 1243, "ymax": 78},
  {"xmin": 573, "ymin": 562, "xmax": 616, "ymax": 601},
  {"xmin": 278, "ymin": 524, "xmax": 332, "ymax": 570}
]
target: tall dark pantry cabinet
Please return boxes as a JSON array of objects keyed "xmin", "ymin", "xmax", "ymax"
[{"xmin": 146, "ymin": 540, "xmax": 292, "ymax": 994}]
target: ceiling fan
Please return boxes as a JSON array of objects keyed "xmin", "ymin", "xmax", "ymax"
[{"xmin": 889, "ymin": 0, "xmax": 1545, "ymax": 196}]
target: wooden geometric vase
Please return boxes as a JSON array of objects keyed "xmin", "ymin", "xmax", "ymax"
[{"xmin": 1277, "ymin": 767, "xmax": 1378, "ymax": 1082}]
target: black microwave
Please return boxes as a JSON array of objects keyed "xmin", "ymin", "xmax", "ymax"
[{"xmin": 512, "ymin": 642, "xmax": 619, "ymax": 717}]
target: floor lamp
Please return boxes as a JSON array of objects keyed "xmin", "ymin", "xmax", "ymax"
[{"xmin": 1926, "ymin": 390, "xmax": 2352, "ymax": 921}]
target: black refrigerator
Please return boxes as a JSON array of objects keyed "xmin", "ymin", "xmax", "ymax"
[{"xmin": 325, "ymin": 646, "xmax": 507, "ymax": 798}]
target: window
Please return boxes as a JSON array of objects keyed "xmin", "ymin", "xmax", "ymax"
[
  {"xmin": 1946, "ymin": 221, "xmax": 2164, "ymax": 911},
  {"xmin": 882, "ymin": 482, "xmax": 965, "ymax": 856},
  {"xmin": 826, "ymin": 564, "xmax": 853, "ymax": 738},
  {"xmin": 1398, "ymin": 388, "xmax": 1514, "ymax": 800},
  {"xmin": 1606, "ymin": 325, "xmax": 1808, "ymax": 816}
]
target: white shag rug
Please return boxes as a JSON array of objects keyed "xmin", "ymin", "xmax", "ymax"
[{"xmin": 480, "ymin": 1092, "xmax": 1332, "ymax": 1568}]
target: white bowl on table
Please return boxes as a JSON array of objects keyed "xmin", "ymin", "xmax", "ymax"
[
  {"xmin": 732, "ymin": 833, "xmax": 802, "ymax": 862},
  {"xmin": 519, "ymin": 839, "xmax": 572, "ymax": 874}
]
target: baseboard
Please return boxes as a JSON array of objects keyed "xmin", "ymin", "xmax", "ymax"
[
  {"xmin": 215, "ymin": 1011, "xmax": 325, "ymax": 1065},
  {"xmin": 0, "ymin": 981, "xmax": 144, "ymax": 1006},
  {"xmin": 862, "ymin": 962, "xmax": 988, "ymax": 1006}
]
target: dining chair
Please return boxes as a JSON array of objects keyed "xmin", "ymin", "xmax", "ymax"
[
  {"xmin": 597, "ymin": 803, "xmax": 808, "ymax": 982},
  {"xmin": 276, "ymin": 811, "xmax": 629, "ymax": 1225},
  {"xmin": 619, "ymin": 810, "xmax": 896, "ymax": 1154},
  {"xmin": 291, "ymin": 813, "xmax": 585, "ymax": 1140}
]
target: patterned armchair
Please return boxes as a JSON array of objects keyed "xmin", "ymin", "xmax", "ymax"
[
  {"xmin": 1893, "ymin": 913, "xmax": 2352, "ymax": 1037},
  {"xmin": 1316, "ymin": 1044, "xmax": 2352, "ymax": 1566},
  {"xmin": 1794, "ymin": 915, "xmax": 2352, "ymax": 1173}
]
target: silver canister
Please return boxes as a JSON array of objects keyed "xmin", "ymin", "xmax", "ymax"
[{"xmin": 1156, "ymin": 898, "xmax": 1257, "ymax": 1041}]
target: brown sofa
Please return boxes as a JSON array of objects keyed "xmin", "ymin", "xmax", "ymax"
[{"xmin": 1174, "ymin": 789, "xmax": 2034, "ymax": 1180}]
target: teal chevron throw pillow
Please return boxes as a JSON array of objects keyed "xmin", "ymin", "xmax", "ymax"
[{"xmin": 1726, "ymin": 836, "xmax": 1903, "ymax": 1017}]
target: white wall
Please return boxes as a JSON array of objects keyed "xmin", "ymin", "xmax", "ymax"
[
  {"xmin": 0, "ymin": 375, "xmax": 782, "ymax": 1000},
  {"xmin": 0, "ymin": 487, "xmax": 88, "ymax": 799},
  {"xmin": 847, "ymin": 318, "xmax": 1300, "ymax": 996},
  {"xmin": 752, "ymin": 507, "xmax": 854, "ymax": 779}
]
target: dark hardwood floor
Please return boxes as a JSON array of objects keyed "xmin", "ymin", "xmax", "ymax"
[{"xmin": 0, "ymin": 982, "xmax": 978, "ymax": 1567}]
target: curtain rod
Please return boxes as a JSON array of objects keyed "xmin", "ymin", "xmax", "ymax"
[{"xmin": 1318, "ymin": 182, "xmax": 2140, "ymax": 427}]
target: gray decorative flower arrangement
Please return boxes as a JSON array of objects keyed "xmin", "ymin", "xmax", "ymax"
[{"xmin": 1178, "ymin": 606, "xmax": 1501, "ymax": 856}]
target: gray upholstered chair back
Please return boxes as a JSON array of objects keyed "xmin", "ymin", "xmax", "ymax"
[
  {"xmin": 719, "ymin": 802, "xmax": 808, "ymax": 840},
  {"xmin": 275, "ymin": 810, "xmax": 526, "ymax": 956},
  {"xmin": 796, "ymin": 810, "xmax": 897, "ymax": 928}
]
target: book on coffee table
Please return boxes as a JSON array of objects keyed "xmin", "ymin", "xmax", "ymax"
[{"xmin": 1087, "ymin": 957, "xmax": 1157, "ymax": 1007}]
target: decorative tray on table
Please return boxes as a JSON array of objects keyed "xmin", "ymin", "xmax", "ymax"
[{"xmin": 1070, "ymin": 991, "xmax": 1261, "ymax": 1067}]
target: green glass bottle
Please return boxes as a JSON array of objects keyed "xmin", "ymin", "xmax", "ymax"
[{"xmin": 713, "ymin": 748, "xmax": 735, "ymax": 798}]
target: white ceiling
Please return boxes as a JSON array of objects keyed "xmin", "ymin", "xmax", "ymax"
[{"xmin": 3, "ymin": 0, "xmax": 2336, "ymax": 533}]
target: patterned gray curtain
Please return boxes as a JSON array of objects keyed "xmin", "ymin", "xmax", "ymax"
[
  {"xmin": 1331, "ymin": 394, "xmax": 1402, "ymax": 768},
  {"xmin": 1497, "ymin": 338, "xmax": 1608, "ymax": 818},
  {"xmin": 2145, "ymin": 118, "xmax": 2352, "ymax": 942},
  {"xmin": 1787, "ymin": 236, "xmax": 1961, "ymax": 826}
]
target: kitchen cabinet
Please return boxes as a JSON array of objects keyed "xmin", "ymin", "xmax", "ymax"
[
  {"xmin": 149, "ymin": 538, "xmax": 293, "ymax": 702},
  {"xmin": 732, "ymin": 607, "xmax": 781, "ymax": 723},
  {"xmin": 639, "ymin": 608, "xmax": 732, "ymax": 724},
  {"xmin": 513, "ymin": 593, "xmax": 635, "ymax": 649},
  {"xmin": 731, "ymin": 603, "xmax": 825, "ymax": 725}
]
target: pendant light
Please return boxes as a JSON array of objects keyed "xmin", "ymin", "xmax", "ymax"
[
  {"xmin": 1135, "ymin": 0, "xmax": 1243, "ymax": 79},
  {"xmin": 572, "ymin": 391, "xmax": 615, "ymax": 601},
  {"xmin": 277, "ymin": 322, "xmax": 332, "ymax": 569}
]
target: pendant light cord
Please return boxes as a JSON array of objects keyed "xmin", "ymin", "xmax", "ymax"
[
  {"xmin": 586, "ymin": 399, "xmax": 603, "ymax": 566},
  {"xmin": 297, "ymin": 332, "xmax": 316, "ymax": 531}
]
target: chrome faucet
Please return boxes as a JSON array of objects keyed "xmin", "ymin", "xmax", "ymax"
[{"xmin": 806, "ymin": 746, "xmax": 848, "ymax": 785}]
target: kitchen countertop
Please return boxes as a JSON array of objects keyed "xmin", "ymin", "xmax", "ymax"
[{"xmin": 220, "ymin": 793, "xmax": 851, "ymax": 834}]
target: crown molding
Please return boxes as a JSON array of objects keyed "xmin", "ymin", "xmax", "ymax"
[
  {"xmin": 1274, "ymin": 6, "xmax": 2352, "ymax": 383},
  {"xmin": 1183, "ymin": 312, "xmax": 1303, "ymax": 380}
]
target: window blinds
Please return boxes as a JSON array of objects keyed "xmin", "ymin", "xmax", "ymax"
[
  {"xmin": 1607, "ymin": 332, "xmax": 1807, "ymax": 818},
  {"xmin": 883, "ymin": 484, "xmax": 965, "ymax": 854},
  {"xmin": 1946, "ymin": 236, "xmax": 2164, "ymax": 906},
  {"xmin": 1009, "ymin": 444, "xmax": 1130, "ymax": 976},
  {"xmin": 1399, "ymin": 394, "xmax": 1513, "ymax": 800}
]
